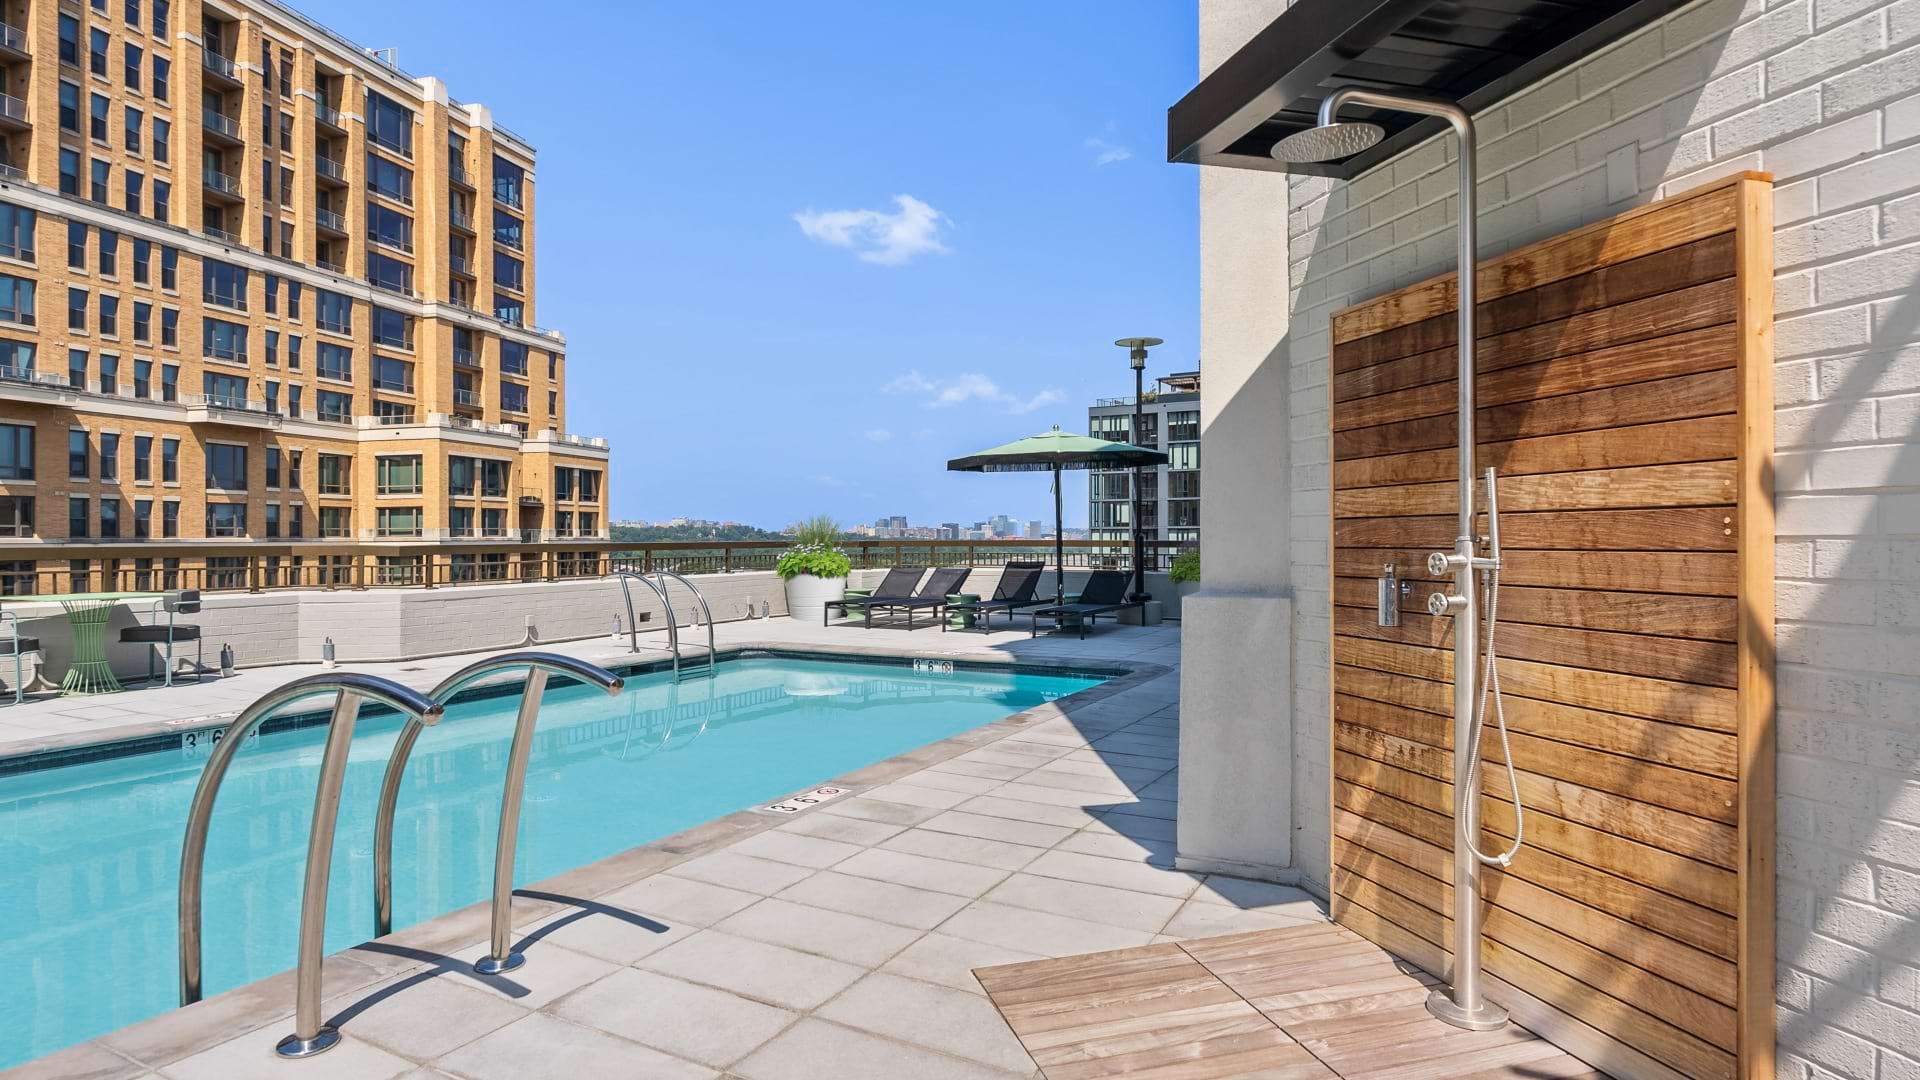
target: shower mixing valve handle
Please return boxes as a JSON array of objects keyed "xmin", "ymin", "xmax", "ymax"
[{"xmin": 1429, "ymin": 592, "xmax": 1466, "ymax": 617}]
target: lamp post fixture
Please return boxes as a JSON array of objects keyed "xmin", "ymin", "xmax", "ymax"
[{"xmin": 1114, "ymin": 337, "xmax": 1162, "ymax": 603}]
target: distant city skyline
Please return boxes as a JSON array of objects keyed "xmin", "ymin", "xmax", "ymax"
[{"xmin": 616, "ymin": 513, "xmax": 1084, "ymax": 540}]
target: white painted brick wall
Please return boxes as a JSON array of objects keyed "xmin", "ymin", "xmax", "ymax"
[{"xmin": 1276, "ymin": 0, "xmax": 1920, "ymax": 1074}]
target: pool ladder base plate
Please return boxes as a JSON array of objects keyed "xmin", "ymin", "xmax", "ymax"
[
  {"xmin": 1424, "ymin": 989, "xmax": 1509, "ymax": 1031},
  {"xmin": 275, "ymin": 1026, "xmax": 341, "ymax": 1059},
  {"xmin": 474, "ymin": 951, "xmax": 525, "ymax": 976}
]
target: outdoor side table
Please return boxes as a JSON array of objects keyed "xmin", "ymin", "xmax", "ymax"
[
  {"xmin": 28, "ymin": 592, "xmax": 168, "ymax": 695},
  {"xmin": 948, "ymin": 594, "xmax": 979, "ymax": 630}
]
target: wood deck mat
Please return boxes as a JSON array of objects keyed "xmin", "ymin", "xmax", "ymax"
[{"xmin": 975, "ymin": 921, "xmax": 1606, "ymax": 1080}]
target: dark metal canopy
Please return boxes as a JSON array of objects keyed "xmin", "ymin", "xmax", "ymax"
[{"xmin": 1168, "ymin": 0, "xmax": 1686, "ymax": 177}]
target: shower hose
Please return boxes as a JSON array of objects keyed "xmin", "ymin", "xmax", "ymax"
[{"xmin": 1461, "ymin": 560, "xmax": 1525, "ymax": 868}]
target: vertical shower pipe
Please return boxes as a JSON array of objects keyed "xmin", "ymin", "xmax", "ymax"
[{"xmin": 1316, "ymin": 88, "xmax": 1504, "ymax": 1031}]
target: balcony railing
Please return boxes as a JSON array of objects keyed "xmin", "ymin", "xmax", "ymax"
[
  {"xmin": 449, "ymin": 255, "xmax": 471, "ymax": 276},
  {"xmin": 316, "ymin": 156, "xmax": 347, "ymax": 183},
  {"xmin": 0, "ymin": 162, "xmax": 21, "ymax": 182},
  {"xmin": 0, "ymin": 93, "xmax": 26, "ymax": 125},
  {"xmin": 315, "ymin": 102, "xmax": 342, "ymax": 129},
  {"xmin": 449, "ymin": 210, "xmax": 472, "ymax": 231},
  {"xmin": 0, "ymin": 20, "xmax": 26, "ymax": 54},
  {"xmin": 374, "ymin": 411, "xmax": 418, "ymax": 425},
  {"xmin": 449, "ymin": 163, "xmax": 471, "ymax": 187},
  {"xmin": 317, "ymin": 256, "xmax": 345, "ymax": 274},
  {"xmin": 203, "ymin": 169, "xmax": 241, "ymax": 197},
  {"xmin": 373, "ymin": 376, "xmax": 415, "ymax": 394},
  {"xmin": 0, "ymin": 366, "xmax": 68, "ymax": 389},
  {"xmin": 453, "ymin": 388, "xmax": 481, "ymax": 407},
  {"xmin": 316, "ymin": 207, "xmax": 345, "ymax": 233},
  {"xmin": 0, "ymin": 537, "xmax": 1194, "ymax": 599},
  {"xmin": 453, "ymin": 348, "xmax": 480, "ymax": 368},
  {"xmin": 204, "ymin": 225, "xmax": 241, "ymax": 245},
  {"xmin": 202, "ymin": 51, "xmax": 238, "ymax": 80},
  {"xmin": 203, "ymin": 109, "xmax": 240, "ymax": 140}
]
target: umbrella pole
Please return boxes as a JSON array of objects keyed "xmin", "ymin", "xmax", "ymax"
[{"xmin": 1053, "ymin": 463, "xmax": 1065, "ymax": 604}]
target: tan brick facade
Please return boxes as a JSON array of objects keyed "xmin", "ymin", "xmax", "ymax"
[{"xmin": 0, "ymin": 0, "xmax": 609, "ymax": 590}]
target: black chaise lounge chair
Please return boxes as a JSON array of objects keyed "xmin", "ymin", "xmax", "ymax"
[
  {"xmin": 943, "ymin": 562, "xmax": 1046, "ymax": 632},
  {"xmin": 857, "ymin": 567, "xmax": 971, "ymax": 631},
  {"xmin": 824, "ymin": 567, "xmax": 925, "ymax": 626},
  {"xmin": 1028, "ymin": 570, "xmax": 1143, "ymax": 639}
]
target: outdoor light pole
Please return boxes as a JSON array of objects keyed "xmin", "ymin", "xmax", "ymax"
[{"xmin": 1114, "ymin": 337, "xmax": 1162, "ymax": 602}]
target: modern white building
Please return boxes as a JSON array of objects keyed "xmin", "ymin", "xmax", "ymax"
[
  {"xmin": 1087, "ymin": 371, "xmax": 1201, "ymax": 548},
  {"xmin": 1176, "ymin": 1, "xmax": 1920, "ymax": 1078}
]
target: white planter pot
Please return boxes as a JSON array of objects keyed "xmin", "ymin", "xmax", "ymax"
[{"xmin": 784, "ymin": 573, "xmax": 847, "ymax": 625}]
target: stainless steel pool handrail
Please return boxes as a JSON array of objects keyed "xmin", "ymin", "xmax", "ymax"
[
  {"xmin": 652, "ymin": 569, "xmax": 715, "ymax": 680},
  {"xmin": 615, "ymin": 571, "xmax": 681, "ymax": 677},
  {"xmin": 177, "ymin": 673, "xmax": 443, "ymax": 1060},
  {"xmin": 371, "ymin": 652, "xmax": 624, "ymax": 973}
]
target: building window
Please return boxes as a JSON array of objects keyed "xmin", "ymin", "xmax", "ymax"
[
  {"xmin": 376, "ymin": 507, "xmax": 422, "ymax": 538},
  {"xmin": 371, "ymin": 307, "xmax": 413, "ymax": 349},
  {"xmin": 494, "ymin": 294, "xmax": 523, "ymax": 326},
  {"xmin": 366, "ymin": 154, "xmax": 413, "ymax": 204},
  {"xmin": 499, "ymin": 382, "xmax": 528, "ymax": 414},
  {"xmin": 316, "ymin": 289, "xmax": 352, "ymax": 333},
  {"xmin": 449, "ymin": 456, "xmax": 475, "ymax": 496},
  {"xmin": 493, "ymin": 252, "xmax": 524, "ymax": 292},
  {"xmin": 377, "ymin": 455, "xmax": 422, "ymax": 495},
  {"xmin": 493, "ymin": 208, "xmax": 522, "ymax": 250},
  {"xmin": 320, "ymin": 506, "xmax": 350, "ymax": 538},
  {"xmin": 123, "ymin": 44, "xmax": 141, "ymax": 90},
  {"xmin": 287, "ymin": 335, "xmax": 302, "ymax": 370},
  {"xmin": 90, "ymin": 159, "xmax": 109, "ymax": 203},
  {"xmin": 98, "ymin": 432, "xmax": 118, "ymax": 480},
  {"xmin": 317, "ymin": 342, "xmax": 352, "ymax": 382},
  {"xmin": 202, "ymin": 371, "xmax": 247, "ymax": 409},
  {"xmin": 98, "ymin": 295, "xmax": 117, "ymax": 337},
  {"xmin": 152, "ymin": 180, "xmax": 170, "ymax": 222},
  {"xmin": 366, "ymin": 91, "xmax": 414, "ymax": 156},
  {"xmin": 59, "ymin": 150, "xmax": 80, "ymax": 196},
  {"xmin": 161, "ymin": 308, "xmax": 178, "ymax": 347},
  {"xmin": 162, "ymin": 501, "xmax": 179, "ymax": 537},
  {"xmin": 500, "ymin": 339, "xmax": 528, "ymax": 375},
  {"xmin": 0, "ymin": 497, "xmax": 33, "ymax": 539},
  {"xmin": 67, "ymin": 222, "xmax": 86, "ymax": 269},
  {"xmin": 366, "ymin": 252, "xmax": 413, "ymax": 295},
  {"xmin": 97, "ymin": 352, "xmax": 117, "ymax": 393},
  {"xmin": 492, "ymin": 156, "xmax": 524, "ymax": 208},
  {"xmin": 0, "ymin": 275, "xmax": 34, "ymax": 326},
  {"xmin": 287, "ymin": 281, "xmax": 302, "ymax": 320},
  {"xmin": 153, "ymin": 55, "xmax": 169, "ymax": 102},
  {"xmin": 133, "ymin": 434, "xmax": 151, "ymax": 481},
  {"xmin": 154, "ymin": 117, "xmax": 169, "ymax": 162},
  {"xmin": 89, "ymin": 92, "xmax": 108, "ymax": 141},
  {"xmin": 203, "ymin": 260, "xmax": 249, "ymax": 310},
  {"xmin": 133, "ymin": 499, "xmax": 151, "ymax": 539},
  {"xmin": 68, "ymin": 497, "xmax": 88, "ymax": 539},
  {"xmin": 0, "ymin": 423, "xmax": 32, "ymax": 480},
  {"xmin": 67, "ymin": 288, "xmax": 86, "ymax": 331},
  {"xmin": 160, "ymin": 246, "xmax": 178, "ymax": 290},
  {"xmin": 205, "ymin": 444, "xmax": 247, "ymax": 490},
  {"xmin": 206, "ymin": 503, "xmax": 245, "ymax": 537},
  {"xmin": 264, "ymin": 329, "xmax": 278, "ymax": 367},
  {"xmin": 316, "ymin": 389, "xmax": 352, "ymax": 423},
  {"xmin": 318, "ymin": 453, "xmax": 350, "ymax": 495},
  {"xmin": 366, "ymin": 202, "xmax": 412, "ymax": 252},
  {"xmin": 67, "ymin": 349, "xmax": 85, "ymax": 389},
  {"xmin": 161, "ymin": 437, "xmax": 178, "ymax": 482},
  {"xmin": 264, "ymin": 503, "xmax": 280, "ymax": 538},
  {"xmin": 372, "ymin": 355, "xmax": 413, "ymax": 393},
  {"xmin": 0, "ymin": 339, "xmax": 30, "ymax": 375},
  {"xmin": 131, "ymin": 238, "xmax": 149, "ymax": 283},
  {"xmin": 133, "ymin": 302, "xmax": 151, "ymax": 343},
  {"xmin": 203, "ymin": 318, "xmax": 248, "ymax": 362},
  {"xmin": 99, "ymin": 497, "xmax": 120, "ymax": 538},
  {"xmin": 124, "ymin": 106, "xmax": 142, "ymax": 155},
  {"xmin": 59, "ymin": 82, "xmax": 79, "ymax": 132},
  {"xmin": 0, "ymin": 204, "xmax": 33, "ymax": 261},
  {"xmin": 89, "ymin": 28, "xmax": 107, "ymax": 76},
  {"xmin": 58, "ymin": 15, "xmax": 79, "ymax": 65},
  {"xmin": 133, "ymin": 358, "xmax": 151, "ymax": 398}
]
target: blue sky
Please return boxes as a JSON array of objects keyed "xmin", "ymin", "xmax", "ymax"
[{"xmin": 313, "ymin": 1, "xmax": 1201, "ymax": 528}]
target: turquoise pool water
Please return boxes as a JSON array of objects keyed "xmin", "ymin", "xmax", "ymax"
[{"xmin": 0, "ymin": 655, "xmax": 1104, "ymax": 1069}]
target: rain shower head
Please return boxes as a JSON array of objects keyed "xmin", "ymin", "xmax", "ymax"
[{"xmin": 1270, "ymin": 121, "xmax": 1384, "ymax": 163}]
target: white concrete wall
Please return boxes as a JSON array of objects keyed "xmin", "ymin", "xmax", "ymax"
[
  {"xmin": 1263, "ymin": 0, "xmax": 1920, "ymax": 1074},
  {"xmin": 1176, "ymin": 0, "xmax": 1302, "ymax": 883}
]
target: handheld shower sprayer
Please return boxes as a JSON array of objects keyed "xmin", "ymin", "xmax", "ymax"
[{"xmin": 1426, "ymin": 467, "xmax": 1526, "ymax": 868}]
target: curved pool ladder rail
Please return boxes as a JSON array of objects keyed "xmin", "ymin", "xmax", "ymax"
[
  {"xmin": 651, "ymin": 569, "xmax": 716, "ymax": 680},
  {"xmin": 176, "ymin": 673, "xmax": 444, "ymax": 1059},
  {"xmin": 372, "ymin": 652, "xmax": 624, "ymax": 967},
  {"xmin": 614, "ymin": 571, "xmax": 680, "ymax": 676}
]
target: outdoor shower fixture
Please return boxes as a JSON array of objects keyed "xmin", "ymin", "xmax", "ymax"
[{"xmin": 1274, "ymin": 88, "xmax": 1522, "ymax": 1033}]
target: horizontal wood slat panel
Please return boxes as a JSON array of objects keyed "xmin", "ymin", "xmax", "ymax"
[
  {"xmin": 1330, "ymin": 177, "xmax": 1773, "ymax": 1080},
  {"xmin": 1332, "ymin": 461, "xmax": 1738, "ymax": 518},
  {"xmin": 1335, "ymin": 507, "xmax": 1737, "ymax": 551},
  {"xmin": 1332, "ymin": 576, "xmax": 1738, "ymax": 641},
  {"xmin": 1331, "ymin": 179, "xmax": 1741, "ymax": 344},
  {"xmin": 1335, "ymin": 548, "xmax": 1740, "ymax": 596},
  {"xmin": 1333, "ymin": 415, "xmax": 1738, "ymax": 490}
]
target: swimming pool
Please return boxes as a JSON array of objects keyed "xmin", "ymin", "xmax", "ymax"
[{"xmin": 0, "ymin": 654, "xmax": 1107, "ymax": 1069}]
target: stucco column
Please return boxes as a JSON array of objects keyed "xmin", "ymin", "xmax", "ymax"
[{"xmin": 1175, "ymin": 0, "xmax": 1298, "ymax": 882}]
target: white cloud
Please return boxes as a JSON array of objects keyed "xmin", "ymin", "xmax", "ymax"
[
  {"xmin": 883, "ymin": 370, "xmax": 1067, "ymax": 416},
  {"xmin": 794, "ymin": 194, "xmax": 951, "ymax": 266},
  {"xmin": 863, "ymin": 428, "xmax": 894, "ymax": 442},
  {"xmin": 1085, "ymin": 137, "xmax": 1132, "ymax": 166}
]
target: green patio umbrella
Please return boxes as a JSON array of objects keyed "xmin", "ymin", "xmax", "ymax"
[{"xmin": 948, "ymin": 426, "xmax": 1170, "ymax": 604}]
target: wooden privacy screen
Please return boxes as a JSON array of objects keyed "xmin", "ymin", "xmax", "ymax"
[{"xmin": 1326, "ymin": 173, "xmax": 1775, "ymax": 1080}]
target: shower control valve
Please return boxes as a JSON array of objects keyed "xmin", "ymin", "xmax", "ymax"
[
  {"xmin": 1427, "ymin": 551, "xmax": 1464, "ymax": 576},
  {"xmin": 1428, "ymin": 591, "xmax": 1467, "ymax": 617}
]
